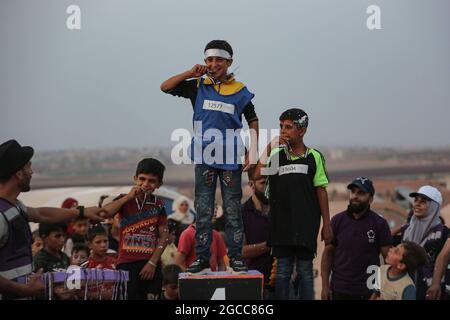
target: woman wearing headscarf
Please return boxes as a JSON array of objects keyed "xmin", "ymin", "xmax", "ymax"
[
  {"xmin": 393, "ymin": 185, "xmax": 449, "ymax": 299},
  {"xmin": 169, "ymin": 196, "xmax": 195, "ymax": 226}
]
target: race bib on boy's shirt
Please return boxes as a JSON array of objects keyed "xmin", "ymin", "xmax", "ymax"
[
  {"xmin": 278, "ymin": 164, "xmax": 309, "ymax": 176},
  {"xmin": 202, "ymin": 99, "xmax": 235, "ymax": 114}
]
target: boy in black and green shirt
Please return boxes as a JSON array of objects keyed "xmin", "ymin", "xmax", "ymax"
[
  {"xmin": 256, "ymin": 108, "xmax": 332, "ymax": 300},
  {"xmin": 34, "ymin": 223, "xmax": 70, "ymax": 273}
]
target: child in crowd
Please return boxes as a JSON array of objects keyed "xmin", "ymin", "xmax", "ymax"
[
  {"xmin": 372, "ymin": 241, "xmax": 428, "ymax": 300},
  {"xmin": 34, "ymin": 223, "xmax": 70, "ymax": 272},
  {"xmin": 102, "ymin": 158, "xmax": 169, "ymax": 300},
  {"xmin": 31, "ymin": 231, "xmax": 43, "ymax": 257},
  {"xmin": 70, "ymin": 243, "xmax": 90, "ymax": 266},
  {"xmin": 98, "ymin": 195, "xmax": 120, "ymax": 255},
  {"xmin": 34, "ymin": 223, "xmax": 75, "ymax": 300},
  {"xmin": 64, "ymin": 215, "xmax": 89, "ymax": 257},
  {"xmin": 80, "ymin": 225, "xmax": 117, "ymax": 300},
  {"xmin": 160, "ymin": 264, "xmax": 182, "ymax": 300},
  {"xmin": 161, "ymin": 218, "xmax": 180, "ymax": 267},
  {"xmin": 175, "ymin": 222, "xmax": 227, "ymax": 274},
  {"xmin": 85, "ymin": 224, "xmax": 116, "ymax": 269},
  {"xmin": 61, "ymin": 197, "xmax": 79, "ymax": 238},
  {"xmin": 107, "ymin": 213, "xmax": 120, "ymax": 255}
]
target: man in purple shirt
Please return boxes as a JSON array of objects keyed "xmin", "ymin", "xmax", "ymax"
[
  {"xmin": 241, "ymin": 169, "xmax": 273, "ymax": 298},
  {"xmin": 321, "ymin": 177, "xmax": 392, "ymax": 300}
]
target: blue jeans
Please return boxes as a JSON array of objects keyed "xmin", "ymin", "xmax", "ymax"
[
  {"xmin": 194, "ymin": 164, "xmax": 243, "ymax": 262},
  {"xmin": 275, "ymin": 257, "xmax": 314, "ymax": 300}
]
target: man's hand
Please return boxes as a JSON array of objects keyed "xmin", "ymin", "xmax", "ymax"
[
  {"xmin": 321, "ymin": 285, "xmax": 332, "ymax": 300},
  {"xmin": 426, "ymin": 284, "xmax": 442, "ymax": 300},
  {"xmin": 139, "ymin": 263, "xmax": 156, "ymax": 281},
  {"xmin": 23, "ymin": 269, "xmax": 45, "ymax": 296},
  {"xmin": 321, "ymin": 223, "xmax": 333, "ymax": 245},
  {"xmin": 84, "ymin": 207, "xmax": 107, "ymax": 223},
  {"xmin": 188, "ymin": 64, "xmax": 207, "ymax": 78}
]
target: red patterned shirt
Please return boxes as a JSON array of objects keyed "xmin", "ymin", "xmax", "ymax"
[
  {"xmin": 86, "ymin": 256, "xmax": 117, "ymax": 269},
  {"xmin": 116, "ymin": 194, "xmax": 167, "ymax": 265}
]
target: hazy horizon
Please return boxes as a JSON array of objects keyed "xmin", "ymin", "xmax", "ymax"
[
  {"xmin": 30, "ymin": 144, "xmax": 450, "ymax": 153},
  {"xmin": 1, "ymin": 0, "xmax": 450, "ymax": 152}
]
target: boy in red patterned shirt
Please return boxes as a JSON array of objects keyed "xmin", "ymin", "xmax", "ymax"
[{"xmin": 102, "ymin": 158, "xmax": 169, "ymax": 300}]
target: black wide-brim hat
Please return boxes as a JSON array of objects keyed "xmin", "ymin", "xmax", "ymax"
[{"xmin": 0, "ymin": 139, "xmax": 34, "ymax": 178}]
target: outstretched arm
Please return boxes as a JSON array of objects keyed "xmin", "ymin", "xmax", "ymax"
[{"xmin": 27, "ymin": 206, "xmax": 105, "ymax": 224}]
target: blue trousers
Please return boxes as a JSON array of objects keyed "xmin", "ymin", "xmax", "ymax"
[{"xmin": 194, "ymin": 164, "xmax": 243, "ymax": 261}]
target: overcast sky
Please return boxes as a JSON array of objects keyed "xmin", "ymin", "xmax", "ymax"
[{"xmin": 1, "ymin": 0, "xmax": 449, "ymax": 151}]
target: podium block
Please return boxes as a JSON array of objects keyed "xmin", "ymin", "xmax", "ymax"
[{"xmin": 179, "ymin": 270, "xmax": 263, "ymax": 300}]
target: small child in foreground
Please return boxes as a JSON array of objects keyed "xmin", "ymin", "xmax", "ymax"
[{"xmin": 372, "ymin": 241, "xmax": 428, "ymax": 300}]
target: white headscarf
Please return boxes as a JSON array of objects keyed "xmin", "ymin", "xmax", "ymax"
[
  {"xmin": 169, "ymin": 196, "xmax": 194, "ymax": 225},
  {"xmin": 403, "ymin": 200, "xmax": 442, "ymax": 245}
]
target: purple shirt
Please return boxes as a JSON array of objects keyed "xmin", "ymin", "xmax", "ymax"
[
  {"xmin": 330, "ymin": 209, "xmax": 392, "ymax": 295},
  {"xmin": 241, "ymin": 198, "xmax": 273, "ymax": 284}
]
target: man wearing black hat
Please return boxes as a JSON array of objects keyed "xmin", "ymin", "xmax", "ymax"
[
  {"xmin": 0, "ymin": 140, "xmax": 105, "ymax": 299},
  {"xmin": 321, "ymin": 177, "xmax": 392, "ymax": 300}
]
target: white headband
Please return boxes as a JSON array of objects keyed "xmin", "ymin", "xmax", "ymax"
[{"xmin": 204, "ymin": 49, "xmax": 232, "ymax": 60}]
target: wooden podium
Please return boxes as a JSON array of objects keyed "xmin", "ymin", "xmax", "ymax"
[{"xmin": 178, "ymin": 270, "xmax": 264, "ymax": 300}]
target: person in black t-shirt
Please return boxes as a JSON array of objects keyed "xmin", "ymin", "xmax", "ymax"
[{"xmin": 255, "ymin": 108, "xmax": 332, "ymax": 300}]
